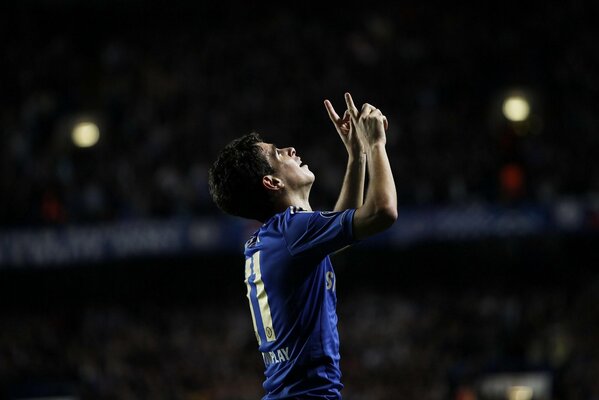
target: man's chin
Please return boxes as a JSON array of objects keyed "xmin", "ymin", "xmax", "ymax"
[{"xmin": 302, "ymin": 175, "xmax": 315, "ymax": 189}]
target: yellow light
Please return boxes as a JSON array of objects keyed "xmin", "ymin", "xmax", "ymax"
[
  {"xmin": 502, "ymin": 96, "xmax": 530, "ymax": 122},
  {"xmin": 507, "ymin": 385, "xmax": 533, "ymax": 400},
  {"xmin": 72, "ymin": 122, "xmax": 100, "ymax": 148}
]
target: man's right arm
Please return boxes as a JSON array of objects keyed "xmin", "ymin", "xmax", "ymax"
[{"xmin": 344, "ymin": 93, "xmax": 398, "ymax": 240}]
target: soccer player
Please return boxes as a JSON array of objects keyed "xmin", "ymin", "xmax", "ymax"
[{"xmin": 208, "ymin": 93, "xmax": 397, "ymax": 399}]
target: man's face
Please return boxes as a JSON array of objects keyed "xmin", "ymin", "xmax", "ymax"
[{"xmin": 257, "ymin": 142, "xmax": 315, "ymax": 191}]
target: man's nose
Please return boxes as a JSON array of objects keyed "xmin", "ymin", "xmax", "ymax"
[{"xmin": 285, "ymin": 147, "xmax": 296, "ymax": 157}]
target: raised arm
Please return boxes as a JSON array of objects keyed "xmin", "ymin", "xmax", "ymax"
[
  {"xmin": 344, "ymin": 93, "xmax": 397, "ymax": 240},
  {"xmin": 324, "ymin": 99, "xmax": 367, "ymax": 211}
]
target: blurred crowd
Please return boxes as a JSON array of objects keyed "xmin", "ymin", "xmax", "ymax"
[
  {"xmin": 1, "ymin": 285, "xmax": 598, "ymax": 400},
  {"xmin": 1, "ymin": 2, "xmax": 598, "ymax": 226},
  {"xmin": 2, "ymin": 4, "xmax": 598, "ymax": 400}
]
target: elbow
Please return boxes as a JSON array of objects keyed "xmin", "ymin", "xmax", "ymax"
[
  {"xmin": 353, "ymin": 203, "xmax": 398, "ymax": 239},
  {"xmin": 375, "ymin": 205, "xmax": 398, "ymax": 228}
]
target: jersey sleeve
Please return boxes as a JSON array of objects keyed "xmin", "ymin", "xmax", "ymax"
[{"xmin": 283, "ymin": 209, "xmax": 357, "ymax": 258}]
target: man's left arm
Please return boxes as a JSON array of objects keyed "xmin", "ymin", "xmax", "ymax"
[
  {"xmin": 324, "ymin": 99, "xmax": 367, "ymax": 211},
  {"xmin": 334, "ymin": 151, "xmax": 366, "ymax": 211}
]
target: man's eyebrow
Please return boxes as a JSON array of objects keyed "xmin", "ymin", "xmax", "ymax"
[{"xmin": 270, "ymin": 144, "xmax": 277, "ymax": 157}]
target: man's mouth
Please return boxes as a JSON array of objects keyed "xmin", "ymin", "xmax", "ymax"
[{"xmin": 295, "ymin": 156, "xmax": 308, "ymax": 168}]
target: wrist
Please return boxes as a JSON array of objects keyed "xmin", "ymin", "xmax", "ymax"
[
  {"xmin": 367, "ymin": 141, "xmax": 386, "ymax": 152},
  {"xmin": 347, "ymin": 145, "xmax": 365, "ymax": 156},
  {"xmin": 348, "ymin": 151, "xmax": 367, "ymax": 164}
]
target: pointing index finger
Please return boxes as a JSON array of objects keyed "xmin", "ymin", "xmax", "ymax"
[
  {"xmin": 324, "ymin": 99, "xmax": 341, "ymax": 123},
  {"xmin": 344, "ymin": 92, "xmax": 358, "ymax": 118}
]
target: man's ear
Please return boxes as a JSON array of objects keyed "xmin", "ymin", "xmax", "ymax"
[{"xmin": 262, "ymin": 175, "xmax": 284, "ymax": 191}]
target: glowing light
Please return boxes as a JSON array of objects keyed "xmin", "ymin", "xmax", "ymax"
[
  {"xmin": 507, "ymin": 386, "xmax": 533, "ymax": 400},
  {"xmin": 72, "ymin": 122, "xmax": 100, "ymax": 148},
  {"xmin": 502, "ymin": 96, "xmax": 530, "ymax": 122}
]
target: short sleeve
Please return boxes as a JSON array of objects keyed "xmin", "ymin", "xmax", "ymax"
[{"xmin": 283, "ymin": 209, "xmax": 357, "ymax": 258}]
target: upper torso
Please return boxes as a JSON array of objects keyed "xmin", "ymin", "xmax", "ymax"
[{"xmin": 243, "ymin": 207, "xmax": 356, "ymax": 399}]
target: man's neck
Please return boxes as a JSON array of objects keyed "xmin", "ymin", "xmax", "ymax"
[{"xmin": 278, "ymin": 190, "xmax": 312, "ymax": 213}]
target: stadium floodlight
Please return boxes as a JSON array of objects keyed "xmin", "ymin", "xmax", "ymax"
[
  {"xmin": 72, "ymin": 122, "xmax": 100, "ymax": 148},
  {"xmin": 479, "ymin": 372, "xmax": 550, "ymax": 400},
  {"xmin": 507, "ymin": 385, "xmax": 533, "ymax": 400},
  {"xmin": 502, "ymin": 95, "xmax": 530, "ymax": 122}
]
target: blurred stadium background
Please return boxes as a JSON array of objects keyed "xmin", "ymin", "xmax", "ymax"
[{"xmin": 1, "ymin": 1, "xmax": 598, "ymax": 399}]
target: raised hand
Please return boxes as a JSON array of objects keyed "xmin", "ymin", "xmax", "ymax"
[
  {"xmin": 324, "ymin": 99, "xmax": 364, "ymax": 156},
  {"xmin": 344, "ymin": 92, "xmax": 388, "ymax": 147},
  {"xmin": 346, "ymin": 92, "xmax": 397, "ymax": 240}
]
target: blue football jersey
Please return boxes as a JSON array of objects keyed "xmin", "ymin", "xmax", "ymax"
[{"xmin": 243, "ymin": 206, "xmax": 357, "ymax": 399}]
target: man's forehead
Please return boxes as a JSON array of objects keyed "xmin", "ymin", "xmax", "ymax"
[{"xmin": 257, "ymin": 142, "xmax": 276, "ymax": 157}]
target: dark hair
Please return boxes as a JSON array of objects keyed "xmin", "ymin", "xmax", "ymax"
[{"xmin": 208, "ymin": 133, "xmax": 275, "ymax": 222}]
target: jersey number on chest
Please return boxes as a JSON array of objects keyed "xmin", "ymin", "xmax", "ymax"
[{"xmin": 245, "ymin": 251, "xmax": 277, "ymax": 345}]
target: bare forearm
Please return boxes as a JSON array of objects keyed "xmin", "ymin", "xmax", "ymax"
[
  {"xmin": 353, "ymin": 143, "xmax": 397, "ymax": 239},
  {"xmin": 365, "ymin": 143, "xmax": 396, "ymax": 213},
  {"xmin": 334, "ymin": 153, "xmax": 366, "ymax": 211}
]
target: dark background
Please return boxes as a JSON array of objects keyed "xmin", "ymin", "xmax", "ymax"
[{"xmin": 1, "ymin": 1, "xmax": 598, "ymax": 399}]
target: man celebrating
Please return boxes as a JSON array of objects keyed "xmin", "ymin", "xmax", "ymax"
[{"xmin": 208, "ymin": 93, "xmax": 397, "ymax": 399}]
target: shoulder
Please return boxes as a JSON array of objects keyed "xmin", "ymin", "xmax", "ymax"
[
  {"xmin": 283, "ymin": 206, "xmax": 322, "ymax": 225},
  {"xmin": 284, "ymin": 208, "xmax": 356, "ymax": 235},
  {"xmin": 285, "ymin": 207, "xmax": 356, "ymax": 223},
  {"xmin": 244, "ymin": 207, "xmax": 300, "ymax": 248}
]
